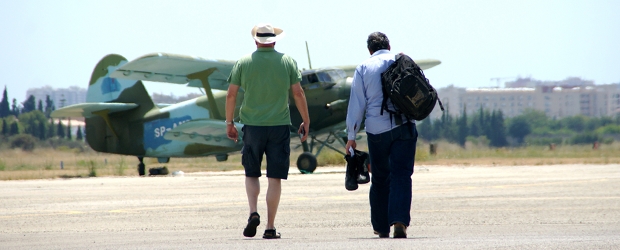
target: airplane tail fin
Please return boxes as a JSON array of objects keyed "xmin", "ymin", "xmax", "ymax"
[
  {"xmin": 87, "ymin": 54, "xmax": 155, "ymax": 108},
  {"xmin": 83, "ymin": 54, "xmax": 155, "ymax": 155}
]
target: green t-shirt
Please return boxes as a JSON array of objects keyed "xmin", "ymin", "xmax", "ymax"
[{"xmin": 227, "ymin": 47, "xmax": 302, "ymax": 126}]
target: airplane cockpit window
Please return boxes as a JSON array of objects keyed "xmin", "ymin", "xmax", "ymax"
[
  {"xmin": 301, "ymin": 75, "xmax": 310, "ymax": 86},
  {"xmin": 317, "ymin": 72, "xmax": 332, "ymax": 83},
  {"xmin": 307, "ymin": 73, "xmax": 319, "ymax": 83},
  {"xmin": 301, "ymin": 69, "xmax": 344, "ymax": 89},
  {"xmin": 301, "ymin": 73, "xmax": 320, "ymax": 88},
  {"xmin": 327, "ymin": 69, "xmax": 346, "ymax": 82}
]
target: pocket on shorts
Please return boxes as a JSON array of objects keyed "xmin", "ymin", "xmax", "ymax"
[
  {"xmin": 241, "ymin": 145, "xmax": 253, "ymax": 167},
  {"xmin": 270, "ymin": 142, "xmax": 290, "ymax": 168}
]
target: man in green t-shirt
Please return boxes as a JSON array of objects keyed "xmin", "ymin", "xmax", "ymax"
[{"xmin": 225, "ymin": 23, "xmax": 310, "ymax": 239}]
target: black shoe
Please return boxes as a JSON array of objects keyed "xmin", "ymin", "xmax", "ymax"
[
  {"xmin": 374, "ymin": 230, "xmax": 389, "ymax": 238},
  {"xmin": 243, "ymin": 212, "xmax": 260, "ymax": 237},
  {"xmin": 263, "ymin": 228, "xmax": 281, "ymax": 239},
  {"xmin": 393, "ymin": 223, "xmax": 407, "ymax": 238},
  {"xmin": 357, "ymin": 151, "xmax": 370, "ymax": 184},
  {"xmin": 345, "ymin": 156, "xmax": 359, "ymax": 191}
]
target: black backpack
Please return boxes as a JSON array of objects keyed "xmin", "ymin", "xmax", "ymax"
[{"xmin": 380, "ymin": 54, "xmax": 444, "ymax": 121}]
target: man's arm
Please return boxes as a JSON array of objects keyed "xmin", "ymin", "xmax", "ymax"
[
  {"xmin": 291, "ymin": 82, "xmax": 310, "ymax": 142},
  {"xmin": 345, "ymin": 67, "xmax": 366, "ymax": 155},
  {"xmin": 225, "ymin": 84, "xmax": 240, "ymax": 142}
]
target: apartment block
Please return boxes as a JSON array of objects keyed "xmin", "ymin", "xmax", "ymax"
[
  {"xmin": 432, "ymin": 78, "xmax": 620, "ymax": 119},
  {"xmin": 26, "ymin": 85, "xmax": 87, "ymax": 108}
]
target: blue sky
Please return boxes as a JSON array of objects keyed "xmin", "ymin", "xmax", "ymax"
[{"xmin": 1, "ymin": 0, "xmax": 619, "ymax": 103}]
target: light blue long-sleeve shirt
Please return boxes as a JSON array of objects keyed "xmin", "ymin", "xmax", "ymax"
[{"xmin": 346, "ymin": 50, "xmax": 414, "ymax": 140}]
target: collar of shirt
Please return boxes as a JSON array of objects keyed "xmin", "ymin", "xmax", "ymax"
[
  {"xmin": 371, "ymin": 49, "xmax": 391, "ymax": 57},
  {"xmin": 257, "ymin": 47, "xmax": 276, "ymax": 52}
]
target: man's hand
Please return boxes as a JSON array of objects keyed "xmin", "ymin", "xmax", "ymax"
[
  {"xmin": 291, "ymin": 83, "xmax": 310, "ymax": 143},
  {"xmin": 345, "ymin": 140, "xmax": 357, "ymax": 156},
  {"xmin": 298, "ymin": 122, "xmax": 309, "ymax": 142},
  {"xmin": 225, "ymin": 84, "xmax": 240, "ymax": 142},
  {"xmin": 226, "ymin": 124, "xmax": 238, "ymax": 142}
]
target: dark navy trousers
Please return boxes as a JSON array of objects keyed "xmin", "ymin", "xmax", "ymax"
[{"xmin": 366, "ymin": 123, "xmax": 418, "ymax": 234}]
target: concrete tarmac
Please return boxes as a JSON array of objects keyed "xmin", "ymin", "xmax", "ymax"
[{"xmin": 1, "ymin": 164, "xmax": 619, "ymax": 249}]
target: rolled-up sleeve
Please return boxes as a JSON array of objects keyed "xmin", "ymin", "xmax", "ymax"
[{"xmin": 346, "ymin": 66, "xmax": 366, "ymax": 140}]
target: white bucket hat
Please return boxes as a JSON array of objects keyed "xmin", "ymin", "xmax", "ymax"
[{"xmin": 251, "ymin": 23, "xmax": 284, "ymax": 44}]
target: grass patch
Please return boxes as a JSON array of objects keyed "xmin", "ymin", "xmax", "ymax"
[
  {"xmin": 414, "ymin": 140, "xmax": 620, "ymax": 165},
  {"xmin": 88, "ymin": 160, "xmax": 97, "ymax": 177},
  {"xmin": 0, "ymin": 139, "xmax": 619, "ymax": 180},
  {"xmin": 317, "ymin": 150, "xmax": 346, "ymax": 166},
  {"xmin": 116, "ymin": 157, "xmax": 126, "ymax": 176}
]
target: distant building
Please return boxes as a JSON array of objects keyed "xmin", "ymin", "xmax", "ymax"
[
  {"xmin": 432, "ymin": 78, "xmax": 620, "ymax": 119},
  {"xmin": 26, "ymin": 85, "xmax": 86, "ymax": 108},
  {"xmin": 504, "ymin": 77, "xmax": 595, "ymax": 89}
]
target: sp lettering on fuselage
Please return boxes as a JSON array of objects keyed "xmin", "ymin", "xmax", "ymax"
[{"xmin": 144, "ymin": 115, "xmax": 192, "ymax": 151}]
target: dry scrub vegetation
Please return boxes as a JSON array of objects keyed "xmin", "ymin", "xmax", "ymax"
[{"xmin": 0, "ymin": 140, "xmax": 618, "ymax": 180}]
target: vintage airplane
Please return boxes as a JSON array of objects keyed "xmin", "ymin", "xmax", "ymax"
[{"xmin": 51, "ymin": 52, "xmax": 440, "ymax": 175}]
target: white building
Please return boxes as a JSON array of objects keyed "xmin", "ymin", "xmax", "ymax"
[
  {"xmin": 26, "ymin": 85, "xmax": 86, "ymax": 108},
  {"xmin": 431, "ymin": 79, "xmax": 620, "ymax": 119}
]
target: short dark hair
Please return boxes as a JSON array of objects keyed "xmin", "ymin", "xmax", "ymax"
[{"xmin": 367, "ymin": 32, "xmax": 390, "ymax": 52}]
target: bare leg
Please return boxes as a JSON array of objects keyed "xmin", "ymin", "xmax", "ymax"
[
  {"xmin": 265, "ymin": 177, "xmax": 281, "ymax": 229},
  {"xmin": 245, "ymin": 177, "xmax": 260, "ymax": 214}
]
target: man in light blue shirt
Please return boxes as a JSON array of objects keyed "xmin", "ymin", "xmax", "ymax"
[{"xmin": 345, "ymin": 32, "xmax": 418, "ymax": 239}]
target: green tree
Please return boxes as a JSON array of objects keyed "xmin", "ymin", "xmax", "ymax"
[
  {"xmin": 66, "ymin": 119, "xmax": 72, "ymax": 140},
  {"xmin": 478, "ymin": 106, "xmax": 487, "ymax": 134},
  {"xmin": 10, "ymin": 121, "xmax": 19, "ymax": 135},
  {"xmin": 469, "ymin": 119, "xmax": 480, "ymax": 137},
  {"xmin": 439, "ymin": 106, "xmax": 456, "ymax": 142},
  {"xmin": 11, "ymin": 98, "xmax": 19, "ymax": 116},
  {"xmin": 44, "ymin": 95, "xmax": 55, "ymax": 118},
  {"xmin": 520, "ymin": 109, "xmax": 548, "ymax": 128},
  {"xmin": 470, "ymin": 106, "xmax": 487, "ymax": 137},
  {"xmin": 47, "ymin": 118, "xmax": 56, "ymax": 138},
  {"xmin": 22, "ymin": 95, "xmax": 36, "ymax": 114},
  {"xmin": 1, "ymin": 119, "xmax": 7, "ymax": 136},
  {"xmin": 38, "ymin": 122, "xmax": 46, "ymax": 140},
  {"xmin": 18, "ymin": 110, "xmax": 47, "ymax": 138},
  {"xmin": 76, "ymin": 126, "xmax": 84, "ymax": 141},
  {"xmin": 561, "ymin": 115, "xmax": 586, "ymax": 132},
  {"xmin": 431, "ymin": 117, "xmax": 442, "ymax": 141},
  {"xmin": 417, "ymin": 117, "xmax": 433, "ymax": 141},
  {"xmin": 570, "ymin": 133, "xmax": 599, "ymax": 145},
  {"xmin": 489, "ymin": 110, "xmax": 508, "ymax": 147},
  {"xmin": 456, "ymin": 105, "xmax": 468, "ymax": 147},
  {"xmin": 37, "ymin": 100, "xmax": 43, "ymax": 112},
  {"xmin": 508, "ymin": 116, "xmax": 532, "ymax": 145},
  {"xmin": 0, "ymin": 86, "xmax": 10, "ymax": 118},
  {"xmin": 10, "ymin": 134, "xmax": 36, "ymax": 151},
  {"xmin": 57, "ymin": 120, "xmax": 65, "ymax": 138}
]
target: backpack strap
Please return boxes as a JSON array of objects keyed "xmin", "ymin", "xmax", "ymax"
[
  {"xmin": 437, "ymin": 97, "xmax": 445, "ymax": 111},
  {"xmin": 380, "ymin": 86, "xmax": 389, "ymax": 116}
]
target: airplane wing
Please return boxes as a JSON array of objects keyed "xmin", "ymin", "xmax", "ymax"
[
  {"xmin": 50, "ymin": 103, "xmax": 138, "ymax": 118},
  {"xmin": 163, "ymin": 119, "xmax": 243, "ymax": 148},
  {"xmin": 109, "ymin": 53, "xmax": 236, "ymax": 90},
  {"xmin": 335, "ymin": 59, "xmax": 441, "ymax": 78}
]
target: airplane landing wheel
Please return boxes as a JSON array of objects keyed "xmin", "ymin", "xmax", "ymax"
[
  {"xmin": 138, "ymin": 163, "xmax": 145, "ymax": 176},
  {"xmin": 296, "ymin": 152, "xmax": 317, "ymax": 174},
  {"xmin": 137, "ymin": 156, "xmax": 146, "ymax": 176}
]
